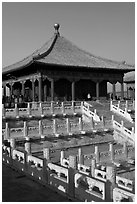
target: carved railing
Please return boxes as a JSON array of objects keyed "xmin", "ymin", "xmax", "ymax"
[
  {"xmin": 82, "ymin": 102, "xmax": 100, "ymax": 122},
  {"xmin": 2, "ymin": 101, "xmax": 82, "ymax": 118},
  {"xmin": 110, "ymin": 101, "xmax": 133, "ymax": 122},
  {"xmin": 2, "ymin": 144, "xmax": 135, "ymax": 202},
  {"xmin": 113, "ymin": 120, "xmax": 135, "ymax": 143},
  {"xmin": 113, "ymin": 187, "xmax": 135, "ymax": 202}
]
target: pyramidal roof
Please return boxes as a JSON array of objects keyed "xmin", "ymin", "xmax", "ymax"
[{"xmin": 3, "ymin": 24, "xmax": 135, "ymax": 74}]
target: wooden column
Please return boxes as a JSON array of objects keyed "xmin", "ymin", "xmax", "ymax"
[
  {"xmin": 32, "ymin": 78, "xmax": 35, "ymax": 102},
  {"xmin": 10, "ymin": 83, "xmax": 14, "ymax": 97},
  {"xmin": 96, "ymin": 81, "xmax": 99, "ymax": 101},
  {"xmin": 44, "ymin": 85, "xmax": 47, "ymax": 101},
  {"xmin": 38, "ymin": 76, "xmax": 42, "ymax": 102},
  {"xmin": 121, "ymin": 82, "xmax": 124, "ymax": 100},
  {"xmin": 71, "ymin": 81, "xmax": 75, "ymax": 101},
  {"xmin": 51, "ymin": 79, "xmax": 54, "ymax": 101},
  {"xmin": 3, "ymin": 85, "xmax": 6, "ymax": 98},
  {"xmin": 21, "ymin": 81, "xmax": 25, "ymax": 100},
  {"xmin": 112, "ymin": 83, "xmax": 116, "ymax": 100}
]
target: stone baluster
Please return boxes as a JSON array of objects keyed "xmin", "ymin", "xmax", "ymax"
[
  {"xmin": 94, "ymin": 145, "xmax": 99, "ymax": 164},
  {"xmin": 2, "ymin": 104, "xmax": 6, "ymax": 118},
  {"xmin": 27, "ymin": 102, "xmax": 32, "ymax": 118},
  {"xmin": 15, "ymin": 103, "xmax": 19, "ymax": 118}
]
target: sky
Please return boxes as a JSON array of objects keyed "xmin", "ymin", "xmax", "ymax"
[{"xmin": 2, "ymin": 2, "xmax": 135, "ymax": 68}]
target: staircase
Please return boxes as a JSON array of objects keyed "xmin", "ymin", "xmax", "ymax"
[{"xmin": 88, "ymin": 101, "xmax": 134, "ymax": 130}]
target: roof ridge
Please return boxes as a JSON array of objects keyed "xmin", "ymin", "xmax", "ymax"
[{"xmin": 32, "ymin": 34, "xmax": 58, "ymax": 60}]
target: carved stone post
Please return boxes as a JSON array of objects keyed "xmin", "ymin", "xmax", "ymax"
[
  {"xmin": 123, "ymin": 142, "xmax": 128, "ymax": 158},
  {"xmin": 79, "ymin": 117, "xmax": 84, "ymax": 132},
  {"xmin": 62, "ymin": 101, "xmax": 66, "ymax": 116},
  {"xmin": 101, "ymin": 115, "xmax": 105, "ymax": 127},
  {"xmin": 23, "ymin": 121, "xmax": 28, "ymax": 137},
  {"xmin": 68, "ymin": 155, "xmax": 77, "ymax": 197},
  {"xmin": 39, "ymin": 120, "xmax": 43, "ymax": 135},
  {"xmin": 94, "ymin": 145, "xmax": 99, "ymax": 163},
  {"xmin": 39, "ymin": 102, "xmax": 44, "ymax": 117},
  {"xmin": 43, "ymin": 148, "xmax": 50, "ymax": 184},
  {"xmin": 5, "ymin": 122, "xmax": 10, "ymax": 141},
  {"xmin": 15, "ymin": 103, "xmax": 19, "ymax": 118},
  {"xmin": 66, "ymin": 118, "xmax": 72, "ymax": 135},
  {"xmin": 2, "ymin": 104, "xmax": 6, "ymax": 118},
  {"xmin": 91, "ymin": 117, "xmax": 94, "ymax": 129},
  {"xmin": 60, "ymin": 150, "xmax": 65, "ymax": 166},
  {"xmin": 109, "ymin": 143, "xmax": 114, "ymax": 161},
  {"xmin": 51, "ymin": 101, "xmax": 55, "ymax": 116},
  {"xmin": 91, "ymin": 159, "xmax": 96, "ymax": 178},
  {"xmin": 53, "ymin": 119, "xmax": 59, "ymax": 137},
  {"xmin": 27, "ymin": 102, "xmax": 32, "ymax": 117},
  {"xmin": 106, "ymin": 165, "xmax": 116, "ymax": 201},
  {"xmin": 43, "ymin": 148, "xmax": 50, "ymax": 161},
  {"xmin": 10, "ymin": 138, "xmax": 16, "ymax": 150},
  {"xmin": 25, "ymin": 141, "xmax": 31, "ymax": 154},
  {"xmin": 78, "ymin": 148, "xmax": 84, "ymax": 165},
  {"xmin": 111, "ymin": 114, "xmax": 114, "ymax": 121},
  {"xmin": 72, "ymin": 101, "xmax": 76, "ymax": 115}
]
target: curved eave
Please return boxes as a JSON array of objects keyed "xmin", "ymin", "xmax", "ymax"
[
  {"xmin": 2, "ymin": 58, "xmax": 33, "ymax": 75},
  {"xmin": 35, "ymin": 61, "xmax": 135, "ymax": 73}
]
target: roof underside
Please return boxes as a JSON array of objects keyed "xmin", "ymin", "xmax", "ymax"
[
  {"xmin": 124, "ymin": 71, "xmax": 135, "ymax": 82},
  {"xmin": 3, "ymin": 33, "xmax": 135, "ymax": 74}
]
